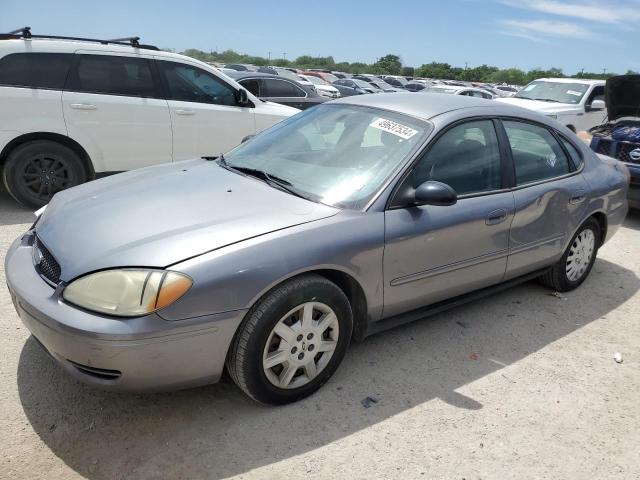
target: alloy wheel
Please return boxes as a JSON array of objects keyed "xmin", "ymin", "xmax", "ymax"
[
  {"xmin": 262, "ymin": 302, "xmax": 339, "ymax": 389},
  {"xmin": 566, "ymin": 229, "xmax": 595, "ymax": 282}
]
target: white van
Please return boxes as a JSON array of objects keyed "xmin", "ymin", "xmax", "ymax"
[{"xmin": 0, "ymin": 28, "xmax": 298, "ymax": 207}]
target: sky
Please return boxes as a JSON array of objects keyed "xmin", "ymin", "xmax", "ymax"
[{"xmin": 1, "ymin": 0, "xmax": 638, "ymax": 74}]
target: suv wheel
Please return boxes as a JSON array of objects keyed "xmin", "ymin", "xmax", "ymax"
[
  {"xmin": 227, "ymin": 274, "xmax": 353, "ymax": 404},
  {"xmin": 2, "ymin": 140, "xmax": 87, "ymax": 208},
  {"xmin": 540, "ymin": 218, "xmax": 600, "ymax": 292}
]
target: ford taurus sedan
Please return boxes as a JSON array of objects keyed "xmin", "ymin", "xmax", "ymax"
[{"xmin": 6, "ymin": 93, "xmax": 629, "ymax": 404}]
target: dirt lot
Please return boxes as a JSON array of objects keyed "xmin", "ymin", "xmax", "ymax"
[{"xmin": 1, "ymin": 187, "xmax": 639, "ymax": 480}]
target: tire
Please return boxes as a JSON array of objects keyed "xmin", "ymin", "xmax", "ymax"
[
  {"xmin": 2, "ymin": 140, "xmax": 87, "ymax": 208},
  {"xmin": 539, "ymin": 217, "xmax": 600, "ymax": 292},
  {"xmin": 227, "ymin": 274, "xmax": 353, "ymax": 405}
]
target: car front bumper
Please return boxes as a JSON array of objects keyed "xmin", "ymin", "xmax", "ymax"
[{"xmin": 5, "ymin": 234, "xmax": 247, "ymax": 392}]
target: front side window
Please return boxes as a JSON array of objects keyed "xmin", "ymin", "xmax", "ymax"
[
  {"xmin": 405, "ymin": 120, "xmax": 502, "ymax": 196},
  {"xmin": 224, "ymin": 104, "xmax": 429, "ymax": 209},
  {"xmin": 69, "ymin": 55, "xmax": 157, "ymax": 97},
  {"xmin": 263, "ymin": 79, "xmax": 305, "ymax": 98},
  {"xmin": 515, "ymin": 81, "xmax": 589, "ymax": 104},
  {"xmin": 159, "ymin": 61, "xmax": 237, "ymax": 106},
  {"xmin": 503, "ymin": 120, "xmax": 571, "ymax": 185},
  {"xmin": 0, "ymin": 53, "xmax": 73, "ymax": 89}
]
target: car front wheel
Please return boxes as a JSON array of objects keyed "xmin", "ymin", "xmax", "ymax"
[
  {"xmin": 540, "ymin": 217, "xmax": 600, "ymax": 292},
  {"xmin": 227, "ymin": 274, "xmax": 352, "ymax": 404}
]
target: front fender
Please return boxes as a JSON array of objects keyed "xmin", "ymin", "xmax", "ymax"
[{"xmin": 158, "ymin": 211, "xmax": 385, "ymax": 323}]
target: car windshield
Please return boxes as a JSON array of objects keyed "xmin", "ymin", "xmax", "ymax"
[
  {"xmin": 514, "ymin": 81, "xmax": 589, "ymax": 104},
  {"xmin": 425, "ymin": 87, "xmax": 457, "ymax": 94},
  {"xmin": 352, "ymin": 79, "xmax": 373, "ymax": 89},
  {"xmin": 224, "ymin": 104, "xmax": 430, "ymax": 209},
  {"xmin": 304, "ymin": 75, "xmax": 327, "ymax": 86},
  {"xmin": 275, "ymin": 69, "xmax": 299, "ymax": 81}
]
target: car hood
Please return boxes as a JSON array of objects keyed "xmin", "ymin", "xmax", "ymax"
[
  {"xmin": 605, "ymin": 75, "xmax": 640, "ymax": 121},
  {"xmin": 36, "ymin": 159, "xmax": 339, "ymax": 281},
  {"xmin": 495, "ymin": 97, "xmax": 579, "ymax": 114}
]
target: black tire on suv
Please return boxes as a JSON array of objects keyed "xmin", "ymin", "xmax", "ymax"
[{"xmin": 2, "ymin": 140, "xmax": 88, "ymax": 208}]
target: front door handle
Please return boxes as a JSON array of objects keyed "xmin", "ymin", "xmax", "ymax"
[
  {"xmin": 570, "ymin": 190, "xmax": 586, "ymax": 204},
  {"xmin": 70, "ymin": 103, "xmax": 97, "ymax": 110},
  {"xmin": 486, "ymin": 209, "xmax": 508, "ymax": 226},
  {"xmin": 175, "ymin": 109, "xmax": 195, "ymax": 116}
]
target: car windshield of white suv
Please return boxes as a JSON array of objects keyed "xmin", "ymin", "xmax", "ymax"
[
  {"xmin": 223, "ymin": 105, "xmax": 430, "ymax": 209},
  {"xmin": 514, "ymin": 81, "xmax": 589, "ymax": 104}
]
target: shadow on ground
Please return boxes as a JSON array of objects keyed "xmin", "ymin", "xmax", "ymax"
[
  {"xmin": 16, "ymin": 256, "xmax": 638, "ymax": 479},
  {"xmin": 0, "ymin": 188, "xmax": 33, "ymax": 226},
  {"xmin": 623, "ymin": 208, "xmax": 640, "ymax": 231}
]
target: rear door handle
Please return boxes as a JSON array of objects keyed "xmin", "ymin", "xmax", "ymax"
[
  {"xmin": 175, "ymin": 109, "xmax": 195, "ymax": 116},
  {"xmin": 70, "ymin": 103, "xmax": 97, "ymax": 110},
  {"xmin": 486, "ymin": 209, "xmax": 508, "ymax": 226},
  {"xmin": 570, "ymin": 190, "xmax": 586, "ymax": 204}
]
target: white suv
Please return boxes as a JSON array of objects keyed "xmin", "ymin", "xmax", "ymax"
[
  {"xmin": 0, "ymin": 28, "xmax": 298, "ymax": 207},
  {"xmin": 496, "ymin": 78, "xmax": 606, "ymax": 133}
]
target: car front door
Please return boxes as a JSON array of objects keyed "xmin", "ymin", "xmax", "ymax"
[
  {"xmin": 501, "ymin": 120, "xmax": 589, "ymax": 280},
  {"xmin": 156, "ymin": 60, "xmax": 256, "ymax": 159},
  {"xmin": 575, "ymin": 85, "xmax": 606, "ymax": 131},
  {"xmin": 62, "ymin": 52, "xmax": 172, "ymax": 171},
  {"xmin": 383, "ymin": 119, "xmax": 515, "ymax": 318}
]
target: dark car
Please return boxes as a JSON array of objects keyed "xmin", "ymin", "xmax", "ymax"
[
  {"xmin": 225, "ymin": 71, "xmax": 328, "ymax": 110},
  {"xmin": 333, "ymin": 78, "xmax": 377, "ymax": 96},
  {"xmin": 405, "ymin": 82, "xmax": 427, "ymax": 92},
  {"xmin": 589, "ymin": 75, "xmax": 640, "ymax": 209},
  {"xmin": 224, "ymin": 63, "xmax": 253, "ymax": 71}
]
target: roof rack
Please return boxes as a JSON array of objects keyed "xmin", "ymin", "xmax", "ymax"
[{"xmin": 0, "ymin": 26, "xmax": 160, "ymax": 51}]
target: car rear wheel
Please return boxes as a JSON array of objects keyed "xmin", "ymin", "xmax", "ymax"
[
  {"xmin": 2, "ymin": 140, "xmax": 87, "ymax": 208},
  {"xmin": 226, "ymin": 274, "xmax": 352, "ymax": 404},
  {"xmin": 540, "ymin": 218, "xmax": 600, "ymax": 292}
]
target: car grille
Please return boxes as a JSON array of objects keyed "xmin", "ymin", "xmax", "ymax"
[
  {"xmin": 592, "ymin": 137, "xmax": 640, "ymax": 165},
  {"xmin": 33, "ymin": 236, "xmax": 61, "ymax": 285}
]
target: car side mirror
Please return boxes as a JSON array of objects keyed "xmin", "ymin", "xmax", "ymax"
[
  {"xmin": 241, "ymin": 134, "xmax": 254, "ymax": 143},
  {"xmin": 235, "ymin": 89, "xmax": 251, "ymax": 107},
  {"xmin": 403, "ymin": 181, "xmax": 457, "ymax": 207},
  {"xmin": 590, "ymin": 99, "xmax": 605, "ymax": 111}
]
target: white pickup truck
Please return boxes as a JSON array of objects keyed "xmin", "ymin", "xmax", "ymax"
[{"xmin": 496, "ymin": 78, "xmax": 606, "ymax": 132}]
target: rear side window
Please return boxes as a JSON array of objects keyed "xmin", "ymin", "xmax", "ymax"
[
  {"xmin": 561, "ymin": 138, "xmax": 584, "ymax": 169},
  {"xmin": 0, "ymin": 53, "xmax": 73, "ymax": 89},
  {"xmin": 239, "ymin": 78, "xmax": 262, "ymax": 97},
  {"xmin": 68, "ymin": 55, "xmax": 157, "ymax": 97},
  {"xmin": 263, "ymin": 79, "xmax": 305, "ymax": 98},
  {"xmin": 503, "ymin": 121, "xmax": 571, "ymax": 185}
]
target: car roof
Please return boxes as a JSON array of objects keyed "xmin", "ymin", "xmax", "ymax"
[
  {"xmin": 331, "ymin": 92, "xmax": 506, "ymax": 120},
  {"xmin": 225, "ymin": 71, "xmax": 284, "ymax": 80}
]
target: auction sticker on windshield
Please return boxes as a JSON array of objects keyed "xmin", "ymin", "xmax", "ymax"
[{"xmin": 370, "ymin": 118, "xmax": 418, "ymax": 140}]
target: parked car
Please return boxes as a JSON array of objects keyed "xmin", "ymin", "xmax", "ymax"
[
  {"xmin": 423, "ymin": 86, "xmax": 494, "ymax": 99},
  {"xmin": 6, "ymin": 93, "xmax": 628, "ymax": 405},
  {"xmin": 225, "ymin": 71, "xmax": 328, "ymax": 110},
  {"xmin": 0, "ymin": 28, "xmax": 298, "ymax": 207},
  {"xmin": 304, "ymin": 70, "xmax": 341, "ymax": 84},
  {"xmin": 494, "ymin": 85, "xmax": 519, "ymax": 96},
  {"xmin": 264, "ymin": 66, "xmax": 317, "ymax": 91},
  {"xmin": 496, "ymin": 78, "xmax": 606, "ymax": 132},
  {"xmin": 588, "ymin": 74, "xmax": 640, "ymax": 209},
  {"xmin": 224, "ymin": 63, "xmax": 255, "ymax": 72},
  {"xmin": 299, "ymin": 74, "xmax": 341, "ymax": 98},
  {"xmin": 405, "ymin": 82, "xmax": 427, "ymax": 92},
  {"xmin": 332, "ymin": 78, "xmax": 378, "ymax": 96},
  {"xmin": 381, "ymin": 75, "xmax": 409, "ymax": 89},
  {"xmin": 352, "ymin": 75, "xmax": 401, "ymax": 93}
]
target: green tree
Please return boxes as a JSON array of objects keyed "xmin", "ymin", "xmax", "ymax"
[
  {"xmin": 401, "ymin": 66, "xmax": 415, "ymax": 77},
  {"xmin": 372, "ymin": 54, "xmax": 402, "ymax": 75}
]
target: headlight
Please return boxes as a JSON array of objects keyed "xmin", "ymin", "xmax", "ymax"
[{"xmin": 63, "ymin": 269, "xmax": 192, "ymax": 317}]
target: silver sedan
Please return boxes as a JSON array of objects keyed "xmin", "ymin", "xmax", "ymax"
[{"xmin": 6, "ymin": 93, "xmax": 629, "ymax": 404}]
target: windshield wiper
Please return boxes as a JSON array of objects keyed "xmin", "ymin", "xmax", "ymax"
[
  {"xmin": 215, "ymin": 155, "xmax": 309, "ymax": 200},
  {"xmin": 536, "ymin": 98, "xmax": 562, "ymax": 103}
]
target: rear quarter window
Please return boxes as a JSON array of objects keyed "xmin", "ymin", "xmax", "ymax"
[{"xmin": 0, "ymin": 52, "xmax": 74, "ymax": 89}]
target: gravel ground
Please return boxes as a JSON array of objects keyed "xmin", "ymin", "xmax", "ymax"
[{"xmin": 1, "ymin": 187, "xmax": 639, "ymax": 480}]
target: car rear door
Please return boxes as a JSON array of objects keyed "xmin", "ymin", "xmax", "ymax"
[
  {"xmin": 156, "ymin": 59, "xmax": 256, "ymax": 159},
  {"xmin": 500, "ymin": 119, "xmax": 589, "ymax": 280},
  {"xmin": 62, "ymin": 52, "xmax": 172, "ymax": 172},
  {"xmin": 383, "ymin": 119, "xmax": 515, "ymax": 318},
  {"xmin": 262, "ymin": 78, "xmax": 312, "ymax": 109}
]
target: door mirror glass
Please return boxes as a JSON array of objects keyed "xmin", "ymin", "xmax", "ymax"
[
  {"xmin": 590, "ymin": 99, "xmax": 605, "ymax": 111},
  {"xmin": 412, "ymin": 181, "xmax": 458, "ymax": 206}
]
